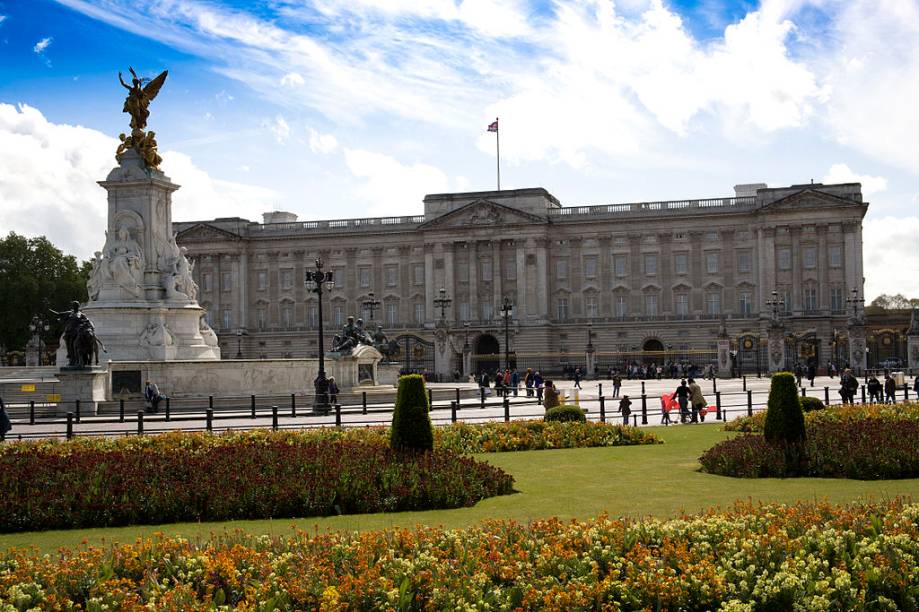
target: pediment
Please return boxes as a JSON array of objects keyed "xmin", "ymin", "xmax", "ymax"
[
  {"xmin": 419, "ymin": 199, "xmax": 547, "ymax": 229},
  {"xmin": 758, "ymin": 189, "xmax": 860, "ymax": 213},
  {"xmin": 175, "ymin": 223, "xmax": 241, "ymax": 243}
]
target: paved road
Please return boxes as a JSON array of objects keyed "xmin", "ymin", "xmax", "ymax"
[{"xmin": 0, "ymin": 375, "xmax": 893, "ymax": 440}]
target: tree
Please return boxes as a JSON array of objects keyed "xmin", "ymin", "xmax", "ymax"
[
  {"xmin": 763, "ymin": 372, "xmax": 806, "ymax": 443},
  {"xmin": 868, "ymin": 293, "xmax": 919, "ymax": 311},
  {"xmin": 390, "ymin": 374, "xmax": 434, "ymax": 451},
  {"xmin": 0, "ymin": 233, "xmax": 89, "ymax": 354}
]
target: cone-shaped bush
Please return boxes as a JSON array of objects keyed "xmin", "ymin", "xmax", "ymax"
[
  {"xmin": 764, "ymin": 371, "xmax": 806, "ymax": 443},
  {"xmin": 390, "ymin": 374, "xmax": 434, "ymax": 451}
]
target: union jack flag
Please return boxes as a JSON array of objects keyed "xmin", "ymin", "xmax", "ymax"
[{"xmin": 487, "ymin": 119, "xmax": 498, "ymax": 132}]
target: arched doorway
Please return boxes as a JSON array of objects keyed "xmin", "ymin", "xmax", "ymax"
[
  {"xmin": 642, "ymin": 339, "xmax": 664, "ymax": 352},
  {"xmin": 474, "ymin": 334, "xmax": 500, "ymax": 374}
]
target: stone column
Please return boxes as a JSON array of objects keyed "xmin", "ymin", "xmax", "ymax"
[
  {"xmin": 767, "ymin": 322, "xmax": 786, "ymax": 373},
  {"xmin": 433, "ymin": 322, "xmax": 452, "ymax": 380},
  {"xmin": 238, "ymin": 250, "xmax": 248, "ymax": 331},
  {"xmin": 717, "ymin": 321, "xmax": 731, "ymax": 378},
  {"xmin": 535, "ymin": 239, "xmax": 548, "ymax": 318},
  {"xmin": 790, "ymin": 227, "xmax": 801, "ymax": 315},
  {"xmin": 844, "ymin": 225, "xmax": 858, "ymax": 296},
  {"xmin": 424, "ymin": 245, "xmax": 435, "ymax": 323},
  {"xmin": 515, "ymin": 241, "xmax": 527, "ymax": 320},
  {"xmin": 468, "ymin": 241, "xmax": 478, "ymax": 320},
  {"xmin": 760, "ymin": 227, "xmax": 776, "ymax": 315},
  {"xmin": 492, "ymin": 241, "xmax": 502, "ymax": 317},
  {"xmin": 848, "ymin": 320, "xmax": 867, "ymax": 376},
  {"xmin": 444, "ymin": 243, "xmax": 455, "ymax": 322}
]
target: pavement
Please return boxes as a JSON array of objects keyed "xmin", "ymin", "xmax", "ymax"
[{"xmin": 0, "ymin": 375, "xmax": 877, "ymax": 440}]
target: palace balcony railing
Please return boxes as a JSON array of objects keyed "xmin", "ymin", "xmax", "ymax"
[{"xmin": 548, "ymin": 196, "xmax": 756, "ymax": 219}]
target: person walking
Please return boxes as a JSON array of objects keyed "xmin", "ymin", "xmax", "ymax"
[
  {"xmin": 660, "ymin": 394, "xmax": 673, "ymax": 425},
  {"xmin": 671, "ymin": 379, "xmax": 691, "ymax": 424},
  {"xmin": 688, "ymin": 377, "xmax": 705, "ymax": 423},
  {"xmin": 328, "ymin": 376, "xmax": 339, "ymax": 405},
  {"xmin": 573, "ymin": 368, "xmax": 582, "ymax": 389},
  {"xmin": 524, "ymin": 368, "xmax": 534, "ymax": 397},
  {"xmin": 511, "ymin": 369, "xmax": 520, "ymax": 397},
  {"xmin": 618, "ymin": 395, "xmax": 632, "ymax": 426},
  {"xmin": 866, "ymin": 375, "xmax": 882, "ymax": 404},
  {"xmin": 794, "ymin": 363, "xmax": 804, "ymax": 387},
  {"xmin": 534, "ymin": 371, "xmax": 544, "ymax": 403},
  {"xmin": 612, "ymin": 373, "xmax": 622, "ymax": 398},
  {"xmin": 884, "ymin": 374, "xmax": 896, "ymax": 404},
  {"xmin": 807, "ymin": 363, "xmax": 816, "ymax": 387},
  {"xmin": 144, "ymin": 380, "xmax": 162, "ymax": 413},
  {"xmin": 543, "ymin": 380, "xmax": 560, "ymax": 410},
  {"xmin": 0, "ymin": 400, "xmax": 11, "ymax": 441}
]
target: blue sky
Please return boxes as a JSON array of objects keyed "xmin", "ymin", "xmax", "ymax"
[{"xmin": 1, "ymin": 0, "xmax": 918, "ymax": 299}]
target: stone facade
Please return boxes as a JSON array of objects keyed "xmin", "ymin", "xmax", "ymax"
[{"xmin": 175, "ymin": 182, "xmax": 868, "ymax": 376}]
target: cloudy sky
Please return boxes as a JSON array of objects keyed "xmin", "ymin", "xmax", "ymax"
[{"xmin": 0, "ymin": 0, "xmax": 917, "ymax": 299}]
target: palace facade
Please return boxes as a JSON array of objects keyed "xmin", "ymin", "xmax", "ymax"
[{"xmin": 174, "ymin": 182, "xmax": 868, "ymax": 377}]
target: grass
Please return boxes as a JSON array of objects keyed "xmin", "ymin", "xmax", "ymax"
[{"xmin": 3, "ymin": 424, "xmax": 917, "ymax": 553}]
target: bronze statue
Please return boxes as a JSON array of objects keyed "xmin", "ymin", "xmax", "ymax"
[
  {"xmin": 49, "ymin": 301, "xmax": 105, "ymax": 367},
  {"xmin": 118, "ymin": 67, "xmax": 168, "ymax": 132}
]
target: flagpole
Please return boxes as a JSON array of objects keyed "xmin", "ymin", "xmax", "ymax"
[{"xmin": 495, "ymin": 116, "xmax": 500, "ymax": 191}]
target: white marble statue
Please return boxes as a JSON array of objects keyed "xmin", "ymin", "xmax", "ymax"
[
  {"xmin": 86, "ymin": 251, "xmax": 106, "ymax": 301},
  {"xmin": 175, "ymin": 247, "xmax": 198, "ymax": 301},
  {"xmin": 199, "ymin": 315, "xmax": 219, "ymax": 347},
  {"xmin": 139, "ymin": 321, "xmax": 175, "ymax": 347},
  {"xmin": 105, "ymin": 225, "xmax": 144, "ymax": 298},
  {"xmin": 162, "ymin": 272, "xmax": 188, "ymax": 301}
]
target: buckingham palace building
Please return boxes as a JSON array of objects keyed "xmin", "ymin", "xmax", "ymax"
[{"xmin": 174, "ymin": 181, "xmax": 869, "ymax": 378}]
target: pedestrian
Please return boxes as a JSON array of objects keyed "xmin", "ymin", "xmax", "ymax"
[
  {"xmin": 534, "ymin": 371, "xmax": 544, "ymax": 403},
  {"xmin": 612, "ymin": 373, "xmax": 622, "ymax": 398},
  {"xmin": 660, "ymin": 394, "xmax": 672, "ymax": 425},
  {"xmin": 884, "ymin": 374, "xmax": 896, "ymax": 404},
  {"xmin": 511, "ymin": 369, "xmax": 520, "ymax": 397},
  {"xmin": 328, "ymin": 376, "xmax": 339, "ymax": 405},
  {"xmin": 524, "ymin": 368, "xmax": 534, "ymax": 397},
  {"xmin": 0, "ymin": 399, "xmax": 11, "ymax": 441},
  {"xmin": 914, "ymin": 375, "xmax": 919, "ymax": 398},
  {"xmin": 144, "ymin": 380, "xmax": 162, "ymax": 413},
  {"xmin": 671, "ymin": 379, "xmax": 691, "ymax": 424},
  {"xmin": 807, "ymin": 364, "xmax": 816, "ymax": 387},
  {"xmin": 866, "ymin": 375, "xmax": 882, "ymax": 403},
  {"xmin": 574, "ymin": 368, "xmax": 582, "ymax": 389},
  {"xmin": 688, "ymin": 377, "xmax": 705, "ymax": 423},
  {"xmin": 794, "ymin": 364, "xmax": 804, "ymax": 387},
  {"xmin": 543, "ymin": 380, "xmax": 560, "ymax": 410},
  {"xmin": 840, "ymin": 368, "xmax": 858, "ymax": 404},
  {"xmin": 618, "ymin": 395, "xmax": 632, "ymax": 426}
]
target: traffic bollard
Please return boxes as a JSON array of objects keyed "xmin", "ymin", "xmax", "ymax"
[
  {"xmin": 747, "ymin": 390, "xmax": 753, "ymax": 416},
  {"xmin": 641, "ymin": 394, "xmax": 648, "ymax": 425},
  {"xmin": 503, "ymin": 396, "xmax": 510, "ymax": 422},
  {"xmin": 599, "ymin": 395, "xmax": 606, "ymax": 423},
  {"xmin": 271, "ymin": 405, "xmax": 278, "ymax": 431},
  {"xmin": 206, "ymin": 408, "xmax": 213, "ymax": 432},
  {"xmin": 66, "ymin": 412, "xmax": 73, "ymax": 440},
  {"xmin": 137, "ymin": 411, "xmax": 144, "ymax": 435}
]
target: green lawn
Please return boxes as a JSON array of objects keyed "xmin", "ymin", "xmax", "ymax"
[{"xmin": 4, "ymin": 424, "xmax": 917, "ymax": 553}]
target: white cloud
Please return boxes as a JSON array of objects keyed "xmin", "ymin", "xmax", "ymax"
[
  {"xmin": 0, "ymin": 15, "xmax": 7, "ymax": 26},
  {"xmin": 822, "ymin": 163, "xmax": 888, "ymax": 196},
  {"xmin": 263, "ymin": 114, "xmax": 290, "ymax": 143},
  {"xmin": 32, "ymin": 36, "xmax": 52, "ymax": 54},
  {"xmin": 863, "ymin": 216, "xmax": 919, "ymax": 299},
  {"xmin": 0, "ymin": 103, "xmax": 276, "ymax": 259},
  {"xmin": 343, "ymin": 149, "xmax": 449, "ymax": 216},
  {"xmin": 308, "ymin": 127, "xmax": 338, "ymax": 154},
  {"xmin": 280, "ymin": 71, "xmax": 304, "ymax": 86}
]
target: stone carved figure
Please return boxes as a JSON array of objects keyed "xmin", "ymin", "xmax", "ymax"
[
  {"xmin": 105, "ymin": 225, "xmax": 145, "ymax": 298},
  {"xmin": 86, "ymin": 251, "xmax": 106, "ymax": 301},
  {"xmin": 139, "ymin": 322, "xmax": 175, "ymax": 348},
  {"xmin": 50, "ymin": 301, "xmax": 104, "ymax": 367},
  {"xmin": 199, "ymin": 315, "xmax": 219, "ymax": 347},
  {"xmin": 162, "ymin": 272, "xmax": 187, "ymax": 301},
  {"xmin": 372, "ymin": 324, "xmax": 389, "ymax": 356},
  {"xmin": 176, "ymin": 247, "xmax": 198, "ymax": 301},
  {"xmin": 118, "ymin": 67, "xmax": 167, "ymax": 133},
  {"xmin": 331, "ymin": 315, "xmax": 373, "ymax": 354}
]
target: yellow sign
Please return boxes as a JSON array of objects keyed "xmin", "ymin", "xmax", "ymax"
[
  {"xmin": 47, "ymin": 394, "xmax": 61, "ymax": 402},
  {"xmin": 20, "ymin": 384, "xmax": 36, "ymax": 392}
]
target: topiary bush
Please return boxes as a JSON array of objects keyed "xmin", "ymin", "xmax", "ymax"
[
  {"xmin": 764, "ymin": 372, "xmax": 806, "ymax": 443},
  {"xmin": 390, "ymin": 374, "xmax": 434, "ymax": 451},
  {"xmin": 800, "ymin": 396, "xmax": 825, "ymax": 413},
  {"xmin": 545, "ymin": 404, "xmax": 587, "ymax": 423}
]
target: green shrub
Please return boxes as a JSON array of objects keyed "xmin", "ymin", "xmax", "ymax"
[
  {"xmin": 800, "ymin": 396, "xmax": 825, "ymax": 412},
  {"xmin": 763, "ymin": 372, "xmax": 806, "ymax": 443},
  {"xmin": 545, "ymin": 404, "xmax": 586, "ymax": 423},
  {"xmin": 390, "ymin": 374, "xmax": 434, "ymax": 451}
]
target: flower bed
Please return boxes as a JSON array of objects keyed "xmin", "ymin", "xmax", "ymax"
[
  {"xmin": 0, "ymin": 500, "xmax": 916, "ymax": 610},
  {"xmin": 0, "ymin": 431, "xmax": 513, "ymax": 532},
  {"xmin": 435, "ymin": 420, "xmax": 661, "ymax": 453},
  {"xmin": 704, "ymin": 404, "xmax": 919, "ymax": 479}
]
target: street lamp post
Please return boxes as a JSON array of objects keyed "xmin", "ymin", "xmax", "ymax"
[
  {"xmin": 362, "ymin": 291, "xmax": 381, "ymax": 323},
  {"xmin": 305, "ymin": 257, "xmax": 335, "ymax": 412},
  {"xmin": 847, "ymin": 288, "xmax": 865, "ymax": 321},
  {"xmin": 235, "ymin": 327, "xmax": 245, "ymax": 359},
  {"xmin": 500, "ymin": 297, "xmax": 513, "ymax": 371},
  {"xmin": 433, "ymin": 288, "xmax": 452, "ymax": 321},
  {"xmin": 28, "ymin": 313, "xmax": 50, "ymax": 365},
  {"xmin": 586, "ymin": 321, "xmax": 595, "ymax": 351},
  {"xmin": 766, "ymin": 290, "xmax": 785, "ymax": 322}
]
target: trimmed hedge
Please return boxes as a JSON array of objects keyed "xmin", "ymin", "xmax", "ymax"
[
  {"xmin": 545, "ymin": 404, "xmax": 587, "ymax": 423},
  {"xmin": 763, "ymin": 371, "xmax": 806, "ymax": 443},
  {"xmin": 800, "ymin": 396, "xmax": 825, "ymax": 412},
  {"xmin": 725, "ymin": 402, "xmax": 919, "ymax": 433},
  {"xmin": 0, "ymin": 431, "xmax": 513, "ymax": 532},
  {"xmin": 390, "ymin": 374, "xmax": 434, "ymax": 451}
]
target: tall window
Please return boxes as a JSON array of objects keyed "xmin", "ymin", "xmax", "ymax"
[
  {"xmin": 481, "ymin": 259, "xmax": 493, "ymax": 282},
  {"xmin": 705, "ymin": 252, "xmax": 719, "ymax": 274},
  {"xmin": 614, "ymin": 255, "xmax": 628, "ymax": 278},
  {"xmin": 359, "ymin": 267, "xmax": 371, "ymax": 288},
  {"xmin": 782, "ymin": 289, "xmax": 792, "ymax": 314},
  {"xmin": 803, "ymin": 286, "xmax": 818, "ymax": 312},
  {"xmin": 414, "ymin": 302, "xmax": 424, "ymax": 324},
  {"xmin": 256, "ymin": 308, "xmax": 266, "ymax": 330},
  {"xmin": 583, "ymin": 256, "xmax": 597, "ymax": 279},
  {"xmin": 556, "ymin": 258, "xmax": 568, "ymax": 280},
  {"xmin": 256, "ymin": 271, "xmax": 267, "ymax": 291},
  {"xmin": 645, "ymin": 294, "xmax": 658, "ymax": 317},
  {"xmin": 221, "ymin": 272, "xmax": 232, "ymax": 292},
  {"xmin": 705, "ymin": 292, "xmax": 721, "ymax": 315},
  {"xmin": 307, "ymin": 304, "xmax": 318, "ymax": 328},
  {"xmin": 830, "ymin": 287, "xmax": 844, "ymax": 313},
  {"xmin": 778, "ymin": 248, "xmax": 791, "ymax": 271},
  {"xmin": 674, "ymin": 253, "xmax": 688, "ymax": 275},
  {"xmin": 481, "ymin": 301, "xmax": 493, "ymax": 320},
  {"xmin": 829, "ymin": 245, "xmax": 842, "ymax": 268},
  {"xmin": 803, "ymin": 247, "xmax": 817, "ymax": 269},
  {"xmin": 414, "ymin": 264, "xmax": 425, "ymax": 285},
  {"xmin": 738, "ymin": 292, "xmax": 752, "ymax": 316},
  {"xmin": 614, "ymin": 294, "xmax": 628, "ymax": 318},
  {"xmin": 675, "ymin": 294, "xmax": 689, "ymax": 316},
  {"xmin": 385, "ymin": 265, "xmax": 398, "ymax": 287},
  {"xmin": 644, "ymin": 254, "xmax": 657, "ymax": 276},
  {"xmin": 505, "ymin": 258, "xmax": 516, "ymax": 280},
  {"xmin": 282, "ymin": 305, "xmax": 292, "ymax": 329},
  {"xmin": 202, "ymin": 273, "xmax": 212, "ymax": 292},
  {"xmin": 386, "ymin": 302, "xmax": 398, "ymax": 325},
  {"xmin": 458, "ymin": 302, "xmax": 470, "ymax": 321},
  {"xmin": 334, "ymin": 304, "xmax": 343, "ymax": 326},
  {"xmin": 585, "ymin": 295, "xmax": 598, "ymax": 318},
  {"xmin": 556, "ymin": 297, "xmax": 569, "ymax": 320},
  {"xmin": 737, "ymin": 251, "xmax": 752, "ymax": 274},
  {"xmin": 222, "ymin": 309, "xmax": 232, "ymax": 329},
  {"xmin": 457, "ymin": 263, "xmax": 469, "ymax": 283},
  {"xmin": 280, "ymin": 269, "xmax": 293, "ymax": 290}
]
